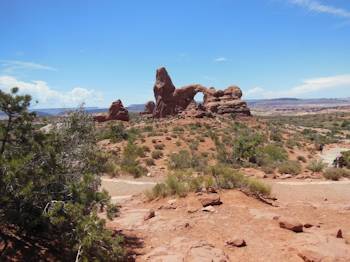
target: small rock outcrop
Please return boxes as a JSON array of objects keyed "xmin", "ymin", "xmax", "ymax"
[
  {"xmin": 144, "ymin": 209, "xmax": 155, "ymax": 221},
  {"xmin": 279, "ymin": 217, "xmax": 303, "ymax": 233},
  {"xmin": 152, "ymin": 67, "xmax": 251, "ymax": 118},
  {"xmin": 226, "ymin": 238, "xmax": 247, "ymax": 248},
  {"xmin": 94, "ymin": 99, "xmax": 129, "ymax": 122},
  {"xmin": 199, "ymin": 194, "xmax": 222, "ymax": 207}
]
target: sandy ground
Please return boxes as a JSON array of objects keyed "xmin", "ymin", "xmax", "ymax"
[
  {"xmin": 100, "ymin": 174, "xmax": 350, "ymax": 261},
  {"xmin": 99, "ymin": 145, "xmax": 350, "ymax": 261}
]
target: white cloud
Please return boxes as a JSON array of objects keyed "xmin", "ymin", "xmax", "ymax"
[
  {"xmin": 214, "ymin": 57, "xmax": 228, "ymax": 62},
  {"xmin": 0, "ymin": 60, "xmax": 57, "ymax": 74},
  {"xmin": 246, "ymin": 74, "xmax": 350, "ymax": 99},
  {"xmin": 0, "ymin": 75, "xmax": 103, "ymax": 108},
  {"xmin": 289, "ymin": 0, "xmax": 350, "ymax": 18},
  {"xmin": 246, "ymin": 86, "xmax": 264, "ymax": 96}
]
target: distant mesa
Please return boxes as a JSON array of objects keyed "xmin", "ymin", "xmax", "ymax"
[
  {"xmin": 150, "ymin": 67, "xmax": 251, "ymax": 118},
  {"xmin": 94, "ymin": 99, "xmax": 129, "ymax": 122}
]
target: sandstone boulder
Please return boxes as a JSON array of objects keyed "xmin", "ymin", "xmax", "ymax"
[
  {"xmin": 226, "ymin": 238, "xmax": 247, "ymax": 248},
  {"xmin": 199, "ymin": 194, "xmax": 222, "ymax": 207},
  {"xmin": 143, "ymin": 209, "xmax": 155, "ymax": 221},
  {"xmin": 279, "ymin": 217, "xmax": 303, "ymax": 233},
  {"xmin": 336, "ymin": 229, "xmax": 343, "ymax": 238},
  {"xmin": 108, "ymin": 100, "xmax": 129, "ymax": 121},
  {"xmin": 94, "ymin": 99, "xmax": 129, "ymax": 122}
]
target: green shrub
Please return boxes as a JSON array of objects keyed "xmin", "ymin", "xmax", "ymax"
[
  {"xmin": 232, "ymin": 129, "xmax": 265, "ymax": 163},
  {"xmin": 257, "ymin": 144, "xmax": 287, "ymax": 166},
  {"xmin": 110, "ymin": 122, "xmax": 129, "ymax": 142},
  {"xmin": 0, "ymin": 89, "xmax": 124, "ymax": 261},
  {"xmin": 261, "ymin": 165, "xmax": 275, "ymax": 174},
  {"xmin": 149, "ymin": 183, "xmax": 169, "ymax": 199},
  {"xmin": 297, "ymin": 155, "xmax": 307, "ymax": 163},
  {"xmin": 247, "ymin": 179, "xmax": 271, "ymax": 196},
  {"xmin": 307, "ymin": 160, "xmax": 327, "ymax": 172},
  {"xmin": 142, "ymin": 145, "xmax": 151, "ymax": 152},
  {"xmin": 173, "ymin": 126, "xmax": 185, "ymax": 133},
  {"xmin": 210, "ymin": 165, "xmax": 247, "ymax": 189},
  {"xmin": 168, "ymin": 150, "xmax": 192, "ymax": 169},
  {"xmin": 145, "ymin": 158, "xmax": 155, "ymax": 166},
  {"xmin": 269, "ymin": 127, "xmax": 283, "ymax": 142},
  {"xmin": 147, "ymin": 172, "xmax": 191, "ymax": 199},
  {"xmin": 286, "ymin": 138, "xmax": 299, "ymax": 149},
  {"xmin": 340, "ymin": 151, "xmax": 350, "ymax": 168},
  {"xmin": 121, "ymin": 141, "xmax": 147, "ymax": 177},
  {"xmin": 151, "ymin": 150, "xmax": 163, "ymax": 159},
  {"xmin": 189, "ymin": 140, "xmax": 199, "ymax": 151},
  {"xmin": 168, "ymin": 150, "xmax": 207, "ymax": 171},
  {"xmin": 143, "ymin": 125, "xmax": 154, "ymax": 132},
  {"xmin": 278, "ymin": 160, "xmax": 301, "ymax": 175},
  {"xmin": 147, "ymin": 165, "xmax": 271, "ymax": 200},
  {"xmin": 122, "ymin": 164, "xmax": 147, "ymax": 178},
  {"xmin": 104, "ymin": 159, "xmax": 121, "ymax": 177},
  {"xmin": 209, "ymin": 165, "xmax": 271, "ymax": 196},
  {"xmin": 127, "ymin": 127, "xmax": 141, "ymax": 141},
  {"xmin": 154, "ymin": 143, "xmax": 165, "ymax": 150},
  {"xmin": 165, "ymin": 175, "xmax": 188, "ymax": 197},
  {"xmin": 323, "ymin": 168, "xmax": 350, "ymax": 180}
]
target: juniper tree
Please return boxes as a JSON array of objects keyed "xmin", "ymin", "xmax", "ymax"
[{"xmin": 0, "ymin": 88, "xmax": 124, "ymax": 261}]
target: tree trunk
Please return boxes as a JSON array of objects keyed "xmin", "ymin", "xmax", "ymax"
[{"xmin": 0, "ymin": 114, "xmax": 12, "ymax": 155}]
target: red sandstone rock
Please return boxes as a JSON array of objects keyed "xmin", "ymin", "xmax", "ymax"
[
  {"xmin": 142, "ymin": 101, "xmax": 156, "ymax": 115},
  {"xmin": 144, "ymin": 209, "xmax": 155, "ymax": 221},
  {"xmin": 199, "ymin": 194, "xmax": 222, "ymax": 207},
  {"xmin": 152, "ymin": 67, "xmax": 251, "ymax": 118},
  {"xmin": 94, "ymin": 99, "xmax": 129, "ymax": 122},
  {"xmin": 108, "ymin": 100, "xmax": 129, "ymax": 121},
  {"xmin": 279, "ymin": 217, "xmax": 303, "ymax": 233},
  {"xmin": 336, "ymin": 229, "xmax": 343, "ymax": 238},
  {"xmin": 93, "ymin": 115, "xmax": 108, "ymax": 122},
  {"xmin": 226, "ymin": 238, "xmax": 247, "ymax": 248}
]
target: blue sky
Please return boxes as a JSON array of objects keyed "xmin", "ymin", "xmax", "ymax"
[{"xmin": 0, "ymin": 0, "xmax": 350, "ymax": 108}]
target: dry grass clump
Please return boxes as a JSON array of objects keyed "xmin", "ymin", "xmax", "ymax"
[
  {"xmin": 154, "ymin": 143, "xmax": 165, "ymax": 150},
  {"xmin": 120, "ymin": 141, "xmax": 148, "ymax": 178},
  {"xmin": 167, "ymin": 150, "xmax": 207, "ymax": 172},
  {"xmin": 146, "ymin": 165, "xmax": 271, "ymax": 200},
  {"xmin": 278, "ymin": 160, "xmax": 301, "ymax": 175},
  {"xmin": 323, "ymin": 168, "xmax": 350, "ymax": 181},
  {"xmin": 144, "ymin": 158, "xmax": 155, "ymax": 166},
  {"xmin": 151, "ymin": 149, "xmax": 163, "ymax": 159},
  {"xmin": 307, "ymin": 159, "xmax": 327, "ymax": 173}
]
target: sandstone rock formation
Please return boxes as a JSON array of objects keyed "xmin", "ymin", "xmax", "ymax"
[
  {"xmin": 94, "ymin": 99, "xmax": 129, "ymax": 122},
  {"xmin": 152, "ymin": 67, "xmax": 251, "ymax": 118},
  {"xmin": 141, "ymin": 101, "xmax": 155, "ymax": 115}
]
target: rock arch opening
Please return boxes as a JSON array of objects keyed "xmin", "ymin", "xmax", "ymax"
[{"xmin": 194, "ymin": 92, "xmax": 204, "ymax": 106}]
